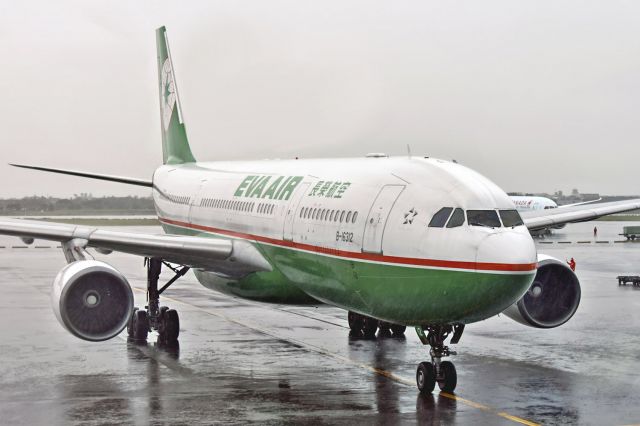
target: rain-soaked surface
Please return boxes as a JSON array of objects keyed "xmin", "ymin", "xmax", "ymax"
[{"xmin": 0, "ymin": 221, "xmax": 639, "ymax": 425}]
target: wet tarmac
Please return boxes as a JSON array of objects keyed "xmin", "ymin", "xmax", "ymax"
[{"xmin": 0, "ymin": 222, "xmax": 639, "ymax": 425}]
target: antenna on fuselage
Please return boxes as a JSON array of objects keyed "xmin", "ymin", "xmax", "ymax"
[{"xmin": 406, "ymin": 144, "xmax": 412, "ymax": 159}]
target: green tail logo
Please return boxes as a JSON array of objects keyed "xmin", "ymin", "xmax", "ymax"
[{"xmin": 161, "ymin": 58, "xmax": 177, "ymax": 132}]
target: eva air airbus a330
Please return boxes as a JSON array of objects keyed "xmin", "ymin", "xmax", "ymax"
[{"xmin": 3, "ymin": 27, "xmax": 639, "ymax": 394}]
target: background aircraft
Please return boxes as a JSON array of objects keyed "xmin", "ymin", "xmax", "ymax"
[{"xmin": 2, "ymin": 27, "xmax": 639, "ymax": 394}]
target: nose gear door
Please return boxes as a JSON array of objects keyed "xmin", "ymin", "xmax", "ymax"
[{"xmin": 362, "ymin": 185, "xmax": 405, "ymax": 254}]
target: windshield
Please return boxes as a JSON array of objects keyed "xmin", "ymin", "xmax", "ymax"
[
  {"xmin": 446, "ymin": 208, "xmax": 465, "ymax": 228},
  {"xmin": 499, "ymin": 209, "xmax": 524, "ymax": 227},
  {"xmin": 429, "ymin": 207, "xmax": 453, "ymax": 228},
  {"xmin": 467, "ymin": 210, "xmax": 501, "ymax": 228}
]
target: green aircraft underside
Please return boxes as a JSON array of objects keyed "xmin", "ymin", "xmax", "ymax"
[{"xmin": 162, "ymin": 222, "xmax": 535, "ymax": 325}]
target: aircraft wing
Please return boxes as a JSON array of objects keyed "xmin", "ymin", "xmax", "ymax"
[
  {"xmin": 522, "ymin": 199, "xmax": 640, "ymax": 231},
  {"xmin": 0, "ymin": 218, "xmax": 272, "ymax": 277}
]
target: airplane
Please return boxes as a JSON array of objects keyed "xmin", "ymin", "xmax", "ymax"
[
  {"xmin": 2, "ymin": 27, "xmax": 640, "ymax": 395},
  {"xmin": 510, "ymin": 195, "xmax": 559, "ymax": 211},
  {"xmin": 510, "ymin": 195, "xmax": 603, "ymax": 212},
  {"xmin": 510, "ymin": 195, "xmax": 604, "ymax": 233}
]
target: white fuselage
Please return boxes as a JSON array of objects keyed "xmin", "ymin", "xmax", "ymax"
[
  {"xmin": 151, "ymin": 156, "xmax": 538, "ymax": 325},
  {"xmin": 153, "ymin": 157, "xmax": 535, "ymax": 268}
]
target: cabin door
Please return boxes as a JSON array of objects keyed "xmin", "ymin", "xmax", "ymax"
[
  {"xmin": 362, "ymin": 185, "xmax": 405, "ymax": 254},
  {"xmin": 283, "ymin": 182, "xmax": 310, "ymax": 241}
]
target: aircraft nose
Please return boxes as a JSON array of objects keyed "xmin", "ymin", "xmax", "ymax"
[{"xmin": 476, "ymin": 231, "xmax": 537, "ymax": 270}]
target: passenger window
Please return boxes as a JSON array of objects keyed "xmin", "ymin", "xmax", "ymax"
[
  {"xmin": 467, "ymin": 210, "xmax": 501, "ymax": 228},
  {"xmin": 446, "ymin": 208, "xmax": 465, "ymax": 228},
  {"xmin": 329, "ymin": 210, "xmax": 335, "ymax": 221},
  {"xmin": 352, "ymin": 212, "xmax": 358, "ymax": 223},
  {"xmin": 346, "ymin": 211, "xmax": 352, "ymax": 223},
  {"xmin": 340, "ymin": 211, "xmax": 345, "ymax": 222},
  {"xmin": 429, "ymin": 207, "xmax": 453, "ymax": 228},
  {"xmin": 499, "ymin": 210, "xmax": 524, "ymax": 227}
]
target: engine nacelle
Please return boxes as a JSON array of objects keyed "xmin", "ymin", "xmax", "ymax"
[
  {"xmin": 503, "ymin": 254, "xmax": 581, "ymax": 328},
  {"xmin": 51, "ymin": 260, "xmax": 134, "ymax": 341}
]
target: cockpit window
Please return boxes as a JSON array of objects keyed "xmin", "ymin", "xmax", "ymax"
[
  {"xmin": 446, "ymin": 208, "xmax": 465, "ymax": 228},
  {"xmin": 499, "ymin": 209, "xmax": 524, "ymax": 227},
  {"xmin": 428, "ymin": 207, "xmax": 453, "ymax": 228},
  {"xmin": 467, "ymin": 210, "xmax": 501, "ymax": 228}
]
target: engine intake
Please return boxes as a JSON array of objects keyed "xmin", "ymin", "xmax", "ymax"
[
  {"xmin": 503, "ymin": 254, "xmax": 581, "ymax": 328},
  {"xmin": 51, "ymin": 260, "xmax": 134, "ymax": 341}
]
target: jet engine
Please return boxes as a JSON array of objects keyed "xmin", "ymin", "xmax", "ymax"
[
  {"xmin": 503, "ymin": 254, "xmax": 581, "ymax": 328},
  {"xmin": 51, "ymin": 260, "xmax": 134, "ymax": 341}
]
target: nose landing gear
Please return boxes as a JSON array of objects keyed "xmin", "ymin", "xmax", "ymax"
[
  {"xmin": 127, "ymin": 257, "xmax": 189, "ymax": 346},
  {"xmin": 415, "ymin": 324, "xmax": 464, "ymax": 393}
]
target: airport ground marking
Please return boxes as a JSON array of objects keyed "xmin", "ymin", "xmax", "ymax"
[{"xmin": 131, "ymin": 287, "xmax": 540, "ymax": 425}]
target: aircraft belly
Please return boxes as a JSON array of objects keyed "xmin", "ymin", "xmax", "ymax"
[{"xmin": 194, "ymin": 269, "xmax": 317, "ymax": 304}]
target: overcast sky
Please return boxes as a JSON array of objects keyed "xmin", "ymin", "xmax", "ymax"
[{"xmin": 1, "ymin": 1, "xmax": 639, "ymax": 198}]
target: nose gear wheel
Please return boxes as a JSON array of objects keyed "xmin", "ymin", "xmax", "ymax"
[{"xmin": 414, "ymin": 324, "xmax": 464, "ymax": 394}]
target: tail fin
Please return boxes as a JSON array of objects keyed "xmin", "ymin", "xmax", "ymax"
[{"xmin": 156, "ymin": 26, "xmax": 196, "ymax": 165}]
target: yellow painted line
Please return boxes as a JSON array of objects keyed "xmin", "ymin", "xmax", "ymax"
[{"xmin": 133, "ymin": 288, "xmax": 539, "ymax": 425}]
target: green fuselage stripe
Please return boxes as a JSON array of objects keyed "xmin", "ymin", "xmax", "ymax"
[{"xmin": 160, "ymin": 219, "xmax": 535, "ymax": 326}]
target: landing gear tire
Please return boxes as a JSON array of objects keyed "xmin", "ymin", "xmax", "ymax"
[
  {"xmin": 390, "ymin": 324, "xmax": 406, "ymax": 336},
  {"xmin": 130, "ymin": 309, "xmax": 149, "ymax": 342},
  {"xmin": 377, "ymin": 321, "xmax": 392, "ymax": 337},
  {"xmin": 159, "ymin": 308, "xmax": 180, "ymax": 345},
  {"xmin": 437, "ymin": 360, "xmax": 457, "ymax": 393},
  {"xmin": 348, "ymin": 311, "xmax": 363, "ymax": 331},
  {"xmin": 416, "ymin": 362, "xmax": 436, "ymax": 394},
  {"xmin": 127, "ymin": 307, "xmax": 139, "ymax": 338},
  {"xmin": 361, "ymin": 316, "xmax": 378, "ymax": 339}
]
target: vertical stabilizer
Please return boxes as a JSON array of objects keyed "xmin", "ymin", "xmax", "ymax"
[{"xmin": 156, "ymin": 26, "xmax": 196, "ymax": 164}]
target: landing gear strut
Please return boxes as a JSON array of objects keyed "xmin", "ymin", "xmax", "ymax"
[
  {"xmin": 415, "ymin": 324, "xmax": 464, "ymax": 394},
  {"xmin": 347, "ymin": 311, "xmax": 407, "ymax": 338},
  {"xmin": 127, "ymin": 257, "xmax": 190, "ymax": 345}
]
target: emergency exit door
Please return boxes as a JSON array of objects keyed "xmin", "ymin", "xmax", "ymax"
[{"xmin": 362, "ymin": 185, "xmax": 405, "ymax": 254}]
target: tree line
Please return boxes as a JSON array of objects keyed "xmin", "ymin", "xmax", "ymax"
[{"xmin": 0, "ymin": 195, "xmax": 155, "ymax": 215}]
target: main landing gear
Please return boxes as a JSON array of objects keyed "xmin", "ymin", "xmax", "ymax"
[
  {"xmin": 127, "ymin": 257, "xmax": 190, "ymax": 346},
  {"xmin": 415, "ymin": 324, "xmax": 464, "ymax": 394},
  {"xmin": 347, "ymin": 311, "xmax": 407, "ymax": 338}
]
